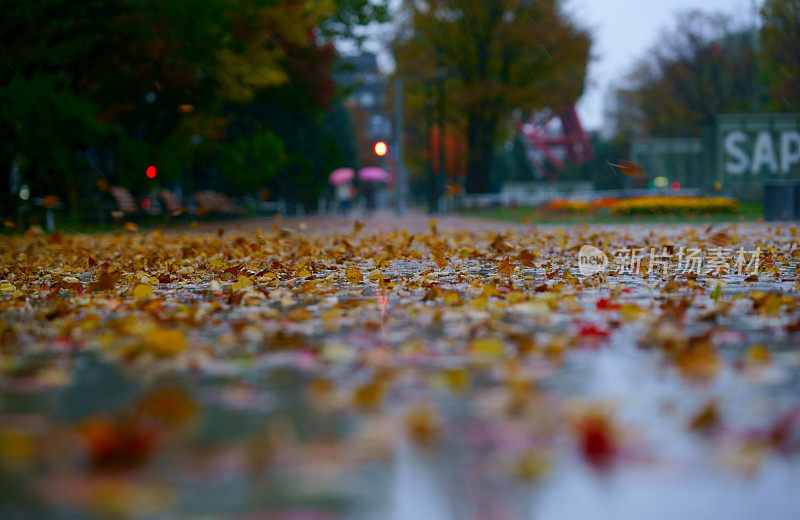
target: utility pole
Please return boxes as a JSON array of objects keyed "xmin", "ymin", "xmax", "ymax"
[{"xmin": 394, "ymin": 78, "xmax": 408, "ymax": 217}]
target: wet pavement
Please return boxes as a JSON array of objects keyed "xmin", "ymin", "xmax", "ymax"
[{"xmin": 1, "ymin": 216, "xmax": 799, "ymax": 519}]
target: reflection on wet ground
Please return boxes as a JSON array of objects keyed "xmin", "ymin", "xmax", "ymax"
[{"xmin": 1, "ymin": 218, "xmax": 799, "ymax": 519}]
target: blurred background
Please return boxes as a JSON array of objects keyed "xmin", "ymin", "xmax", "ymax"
[{"xmin": 1, "ymin": 0, "xmax": 799, "ymax": 228}]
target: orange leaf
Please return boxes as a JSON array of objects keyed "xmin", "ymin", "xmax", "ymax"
[{"xmin": 497, "ymin": 256, "xmax": 516, "ymax": 276}]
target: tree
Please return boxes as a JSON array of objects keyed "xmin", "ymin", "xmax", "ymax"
[
  {"xmin": 760, "ymin": 0, "xmax": 800, "ymax": 112},
  {"xmin": 0, "ymin": 74, "xmax": 103, "ymax": 215},
  {"xmin": 0, "ymin": 0, "xmax": 232, "ymax": 197},
  {"xmin": 395, "ymin": 0, "xmax": 591, "ymax": 193},
  {"xmin": 321, "ymin": 0, "xmax": 391, "ymax": 49},
  {"xmin": 495, "ymin": 135, "xmax": 536, "ymax": 183},
  {"xmin": 612, "ymin": 10, "xmax": 759, "ymax": 139},
  {"xmin": 218, "ymin": 126, "xmax": 286, "ymax": 195},
  {"xmin": 1, "ymin": 0, "xmax": 381, "ymax": 218}
]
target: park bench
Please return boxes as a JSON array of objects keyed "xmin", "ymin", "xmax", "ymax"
[
  {"xmin": 158, "ymin": 189, "xmax": 185, "ymax": 217},
  {"xmin": 109, "ymin": 186, "xmax": 138, "ymax": 220},
  {"xmin": 194, "ymin": 190, "xmax": 243, "ymax": 218}
]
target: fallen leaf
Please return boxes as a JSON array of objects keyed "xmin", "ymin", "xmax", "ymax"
[{"xmin": 133, "ymin": 284, "xmax": 154, "ymax": 299}]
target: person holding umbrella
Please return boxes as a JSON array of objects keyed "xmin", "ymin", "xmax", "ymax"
[
  {"xmin": 358, "ymin": 167, "xmax": 390, "ymax": 213},
  {"xmin": 329, "ymin": 168, "xmax": 355, "ymax": 215}
]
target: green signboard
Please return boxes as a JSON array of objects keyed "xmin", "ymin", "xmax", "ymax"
[
  {"xmin": 715, "ymin": 113, "xmax": 800, "ymax": 185},
  {"xmin": 630, "ymin": 138, "xmax": 704, "ymax": 187}
]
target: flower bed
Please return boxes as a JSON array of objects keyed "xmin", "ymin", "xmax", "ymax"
[
  {"xmin": 610, "ymin": 196, "xmax": 740, "ymax": 215},
  {"xmin": 544, "ymin": 199, "xmax": 592, "ymax": 212},
  {"xmin": 543, "ymin": 196, "xmax": 740, "ymax": 215}
]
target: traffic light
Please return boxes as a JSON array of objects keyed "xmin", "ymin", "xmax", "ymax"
[
  {"xmin": 146, "ymin": 165, "xmax": 157, "ymax": 179},
  {"xmin": 374, "ymin": 141, "xmax": 388, "ymax": 157}
]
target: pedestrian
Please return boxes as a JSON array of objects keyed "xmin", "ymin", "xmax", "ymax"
[
  {"xmin": 364, "ymin": 182, "xmax": 375, "ymax": 213},
  {"xmin": 336, "ymin": 180, "xmax": 354, "ymax": 215}
]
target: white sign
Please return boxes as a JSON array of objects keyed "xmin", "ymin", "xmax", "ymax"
[{"xmin": 724, "ymin": 130, "xmax": 800, "ymax": 176}]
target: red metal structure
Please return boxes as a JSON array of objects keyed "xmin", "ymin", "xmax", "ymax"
[{"xmin": 519, "ymin": 105, "xmax": 592, "ymax": 177}]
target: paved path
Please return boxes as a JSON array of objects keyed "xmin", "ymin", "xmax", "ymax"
[{"xmin": 1, "ymin": 219, "xmax": 799, "ymax": 519}]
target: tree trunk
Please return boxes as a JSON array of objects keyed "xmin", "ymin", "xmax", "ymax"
[{"xmin": 466, "ymin": 114, "xmax": 496, "ymax": 194}]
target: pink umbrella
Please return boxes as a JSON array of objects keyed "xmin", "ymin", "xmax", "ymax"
[
  {"xmin": 358, "ymin": 167, "xmax": 390, "ymax": 182},
  {"xmin": 329, "ymin": 168, "xmax": 355, "ymax": 185}
]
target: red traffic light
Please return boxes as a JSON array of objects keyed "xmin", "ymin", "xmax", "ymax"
[
  {"xmin": 374, "ymin": 141, "xmax": 388, "ymax": 157},
  {"xmin": 146, "ymin": 165, "xmax": 157, "ymax": 179}
]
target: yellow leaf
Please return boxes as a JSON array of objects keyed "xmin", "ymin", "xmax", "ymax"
[
  {"xmin": 133, "ymin": 284, "xmax": 154, "ymax": 299},
  {"xmin": 440, "ymin": 367, "xmax": 470, "ymax": 392},
  {"xmin": 676, "ymin": 343, "xmax": 719, "ymax": 381},
  {"xmin": 143, "ymin": 328, "xmax": 187, "ymax": 357},
  {"xmin": 513, "ymin": 448, "xmax": 552, "ymax": 481},
  {"xmin": 619, "ymin": 303, "xmax": 644, "ymax": 321},
  {"xmin": 353, "ymin": 380, "xmax": 386, "ymax": 410},
  {"xmin": 321, "ymin": 307, "xmax": 341, "ymax": 321},
  {"xmin": 479, "ymin": 284, "xmax": 501, "ymax": 298},
  {"xmin": 345, "ymin": 268, "xmax": 363, "ymax": 283},
  {"xmin": 505, "ymin": 290, "xmax": 526, "ymax": 304},
  {"xmin": 512, "ymin": 300, "xmax": 550, "ymax": 315},
  {"xmin": 286, "ymin": 307, "xmax": 313, "ymax": 321},
  {"xmin": 432, "ymin": 251, "xmax": 448, "ymax": 269},
  {"xmin": 469, "ymin": 294, "xmax": 488, "ymax": 310},
  {"xmin": 470, "ymin": 338, "xmax": 505, "ymax": 360},
  {"xmin": 0, "ymin": 429, "xmax": 36, "ymax": 472},
  {"xmin": 744, "ymin": 344, "xmax": 771, "ymax": 366},
  {"xmin": 443, "ymin": 290, "xmax": 462, "ymax": 306}
]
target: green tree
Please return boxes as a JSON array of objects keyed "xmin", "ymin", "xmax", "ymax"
[
  {"xmin": 395, "ymin": 0, "xmax": 591, "ymax": 193},
  {"xmin": 760, "ymin": 0, "xmax": 800, "ymax": 112},
  {"xmin": 1, "ymin": 0, "xmax": 378, "ymax": 217},
  {"xmin": 0, "ymin": 74, "xmax": 103, "ymax": 214},
  {"xmin": 225, "ymin": 91, "xmax": 357, "ymax": 207},
  {"xmin": 0, "ymin": 0, "xmax": 229, "ymax": 196},
  {"xmin": 218, "ymin": 126, "xmax": 286, "ymax": 195}
]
